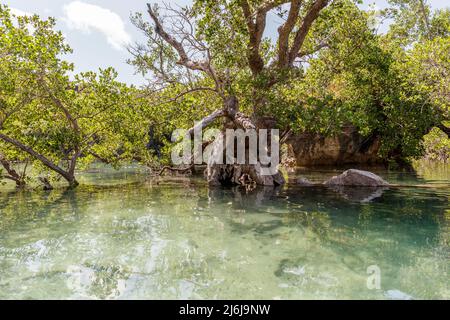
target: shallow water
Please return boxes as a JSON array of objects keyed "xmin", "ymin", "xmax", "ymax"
[{"xmin": 0, "ymin": 164, "xmax": 448, "ymax": 299}]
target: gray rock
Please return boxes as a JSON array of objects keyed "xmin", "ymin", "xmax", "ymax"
[
  {"xmin": 329, "ymin": 186, "xmax": 387, "ymax": 202},
  {"xmin": 324, "ymin": 169, "xmax": 389, "ymax": 187},
  {"xmin": 296, "ymin": 177, "xmax": 314, "ymax": 186}
]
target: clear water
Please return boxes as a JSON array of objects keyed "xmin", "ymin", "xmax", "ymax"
[{"xmin": 0, "ymin": 163, "xmax": 448, "ymax": 300}]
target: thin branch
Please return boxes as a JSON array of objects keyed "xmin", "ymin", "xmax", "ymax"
[
  {"xmin": 171, "ymin": 87, "xmax": 220, "ymax": 102},
  {"xmin": 158, "ymin": 165, "xmax": 194, "ymax": 176},
  {"xmin": 40, "ymin": 80, "xmax": 80, "ymax": 133},
  {"xmin": 418, "ymin": 0, "xmax": 432, "ymax": 39},
  {"xmin": 0, "ymin": 96, "xmax": 32, "ymax": 129},
  {"xmin": 297, "ymin": 41, "xmax": 329, "ymax": 58},
  {"xmin": 0, "ymin": 153, "xmax": 22, "ymax": 185},
  {"xmin": 146, "ymin": 3, "xmax": 221, "ymax": 93},
  {"xmin": 259, "ymin": 0, "xmax": 291, "ymax": 13}
]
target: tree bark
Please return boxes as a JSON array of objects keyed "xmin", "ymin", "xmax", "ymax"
[
  {"xmin": 240, "ymin": 0, "xmax": 267, "ymax": 75},
  {"xmin": 437, "ymin": 124, "xmax": 450, "ymax": 137},
  {"xmin": 187, "ymin": 109, "xmax": 226, "ymax": 137},
  {"xmin": 143, "ymin": 1, "xmax": 333, "ymax": 187},
  {"xmin": 0, "ymin": 153, "xmax": 25, "ymax": 188},
  {"xmin": 201, "ymin": 96, "xmax": 285, "ymax": 187},
  {"xmin": 288, "ymin": 0, "xmax": 330, "ymax": 66},
  {"xmin": 278, "ymin": 0, "xmax": 301, "ymax": 68}
]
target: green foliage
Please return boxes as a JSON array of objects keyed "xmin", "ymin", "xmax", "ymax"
[
  {"xmin": 0, "ymin": 5, "xmax": 150, "ymax": 187},
  {"xmin": 423, "ymin": 127, "xmax": 450, "ymax": 162},
  {"xmin": 384, "ymin": 0, "xmax": 450, "ymax": 45},
  {"xmin": 267, "ymin": 0, "xmax": 448, "ymax": 161},
  {"xmin": 128, "ymin": 0, "xmax": 449, "ymax": 165},
  {"xmin": 1, "ymin": 0, "xmax": 449, "ymax": 189}
]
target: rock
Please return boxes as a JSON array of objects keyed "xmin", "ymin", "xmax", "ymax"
[
  {"xmin": 329, "ymin": 186, "xmax": 387, "ymax": 202},
  {"xmin": 324, "ymin": 169, "xmax": 389, "ymax": 187},
  {"xmin": 285, "ymin": 126, "xmax": 382, "ymax": 166},
  {"xmin": 296, "ymin": 177, "xmax": 314, "ymax": 186},
  {"xmin": 272, "ymin": 171, "xmax": 286, "ymax": 186}
]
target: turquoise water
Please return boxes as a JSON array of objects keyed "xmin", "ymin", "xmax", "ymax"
[{"xmin": 0, "ymin": 164, "xmax": 448, "ymax": 299}]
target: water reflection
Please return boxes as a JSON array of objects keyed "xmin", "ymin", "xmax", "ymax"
[
  {"xmin": 327, "ymin": 186, "xmax": 388, "ymax": 203},
  {"xmin": 0, "ymin": 170, "xmax": 448, "ymax": 299}
]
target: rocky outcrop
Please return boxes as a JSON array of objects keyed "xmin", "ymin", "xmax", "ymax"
[
  {"xmin": 324, "ymin": 169, "xmax": 389, "ymax": 187},
  {"xmin": 285, "ymin": 126, "xmax": 382, "ymax": 167}
]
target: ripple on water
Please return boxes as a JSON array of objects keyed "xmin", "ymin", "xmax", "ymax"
[{"xmin": 0, "ymin": 165, "xmax": 448, "ymax": 299}]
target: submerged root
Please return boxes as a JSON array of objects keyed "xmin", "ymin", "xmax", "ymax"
[
  {"xmin": 38, "ymin": 177, "xmax": 54, "ymax": 191},
  {"xmin": 238, "ymin": 173, "xmax": 257, "ymax": 192},
  {"xmin": 158, "ymin": 165, "xmax": 195, "ymax": 176}
]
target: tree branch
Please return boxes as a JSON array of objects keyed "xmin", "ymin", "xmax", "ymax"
[
  {"xmin": 288, "ymin": 0, "xmax": 330, "ymax": 66},
  {"xmin": 240, "ymin": 1, "xmax": 293, "ymax": 74},
  {"xmin": 41, "ymin": 81, "xmax": 81, "ymax": 179},
  {"xmin": 0, "ymin": 97, "xmax": 32, "ymax": 129},
  {"xmin": 437, "ymin": 124, "xmax": 450, "ymax": 137},
  {"xmin": 0, "ymin": 153, "xmax": 23, "ymax": 186},
  {"xmin": 39, "ymin": 79, "xmax": 80, "ymax": 134},
  {"xmin": 297, "ymin": 40, "xmax": 329, "ymax": 58},
  {"xmin": 165, "ymin": 87, "xmax": 220, "ymax": 104},
  {"xmin": 240, "ymin": 0, "xmax": 267, "ymax": 75},
  {"xmin": 418, "ymin": 0, "xmax": 432, "ymax": 39},
  {"xmin": 187, "ymin": 109, "xmax": 226, "ymax": 137},
  {"xmin": 146, "ymin": 3, "xmax": 221, "ymax": 91},
  {"xmin": 260, "ymin": 0, "xmax": 291, "ymax": 12},
  {"xmin": 0, "ymin": 132, "xmax": 73, "ymax": 183},
  {"xmin": 158, "ymin": 165, "xmax": 194, "ymax": 176},
  {"xmin": 186, "ymin": 95, "xmax": 256, "ymax": 135},
  {"xmin": 278, "ymin": 0, "xmax": 302, "ymax": 68}
]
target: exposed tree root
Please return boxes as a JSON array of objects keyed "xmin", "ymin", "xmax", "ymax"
[
  {"xmin": 38, "ymin": 177, "xmax": 54, "ymax": 191},
  {"xmin": 158, "ymin": 165, "xmax": 195, "ymax": 176}
]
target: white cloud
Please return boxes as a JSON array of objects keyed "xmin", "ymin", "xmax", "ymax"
[
  {"xmin": 62, "ymin": 1, "xmax": 132, "ymax": 51},
  {"xmin": 9, "ymin": 7, "xmax": 31, "ymax": 17}
]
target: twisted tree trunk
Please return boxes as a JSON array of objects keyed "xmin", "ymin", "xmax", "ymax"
[{"xmin": 198, "ymin": 96, "xmax": 285, "ymax": 187}]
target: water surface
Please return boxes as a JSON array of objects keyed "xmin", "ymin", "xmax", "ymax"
[{"xmin": 0, "ymin": 164, "xmax": 448, "ymax": 299}]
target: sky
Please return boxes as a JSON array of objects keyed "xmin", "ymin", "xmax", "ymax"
[{"xmin": 1, "ymin": 0, "xmax": 448, "ymax": 86}]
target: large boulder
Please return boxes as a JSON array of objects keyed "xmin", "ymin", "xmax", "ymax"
[{"xmin": 324, "ymin": 169, "xmax": 389, "ymax": 187}]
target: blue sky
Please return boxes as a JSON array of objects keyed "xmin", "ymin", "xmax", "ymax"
[{"xmin": 2, "ymin": 0, "xmax": 448, "ymax": 85}]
